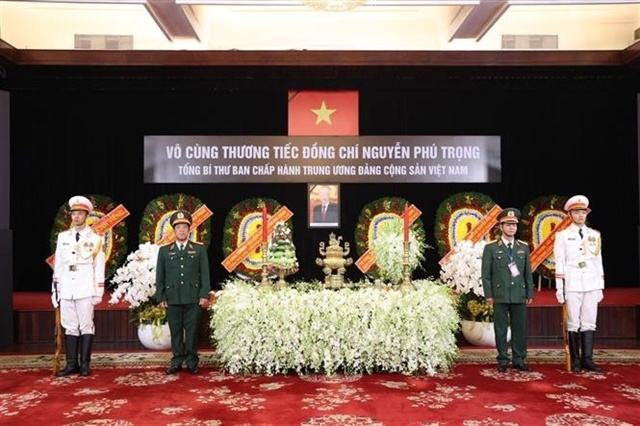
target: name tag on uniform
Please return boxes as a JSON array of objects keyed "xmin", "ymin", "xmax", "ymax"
[
  {"xmin": 69, "ymin": 265, "xmax": 77, "ymax": 271},
  {"xmin": 578, "ymin": 261, "xmax": 587, "ymax": 268},
  {"xmin": 509, "ymin": 262, "xmax": 520, "ymax": 277}
]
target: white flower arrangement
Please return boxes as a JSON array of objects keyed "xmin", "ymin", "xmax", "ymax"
[
  {"xmin": 109, "ymin": 242, "xmax": 166, "ymax": 327},
  {"xmin": 439, "ymin": 240, "xmax": 493, "ymax": 322},
  {"xmin": 210, "ymin": 277, "xmax": 459, "ymax": 376},
  {"xmin": 371, "ymin": 218, "xmax": 428, "ymax": 284},
  {"xmin": 439, "ymin": 240, "xmax": 486, "ymax": 296}
]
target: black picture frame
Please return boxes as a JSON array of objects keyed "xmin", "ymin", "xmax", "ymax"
[{"xmin": 308, "ymin": 183, "xmax": 340, "ymax": 228}]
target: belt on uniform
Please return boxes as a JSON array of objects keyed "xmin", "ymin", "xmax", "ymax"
[
  {"xmin": 568, "ymin": 263, "xmax": 588, "ymax": 269},
  {"xmin": 69, "ymin": 264, "xmax": 91, "ymax": 271}
]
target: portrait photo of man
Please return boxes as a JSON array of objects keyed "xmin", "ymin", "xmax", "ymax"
[{"xmin": 309, "ymin": 184, "xmax": 340, "ymax": 228}]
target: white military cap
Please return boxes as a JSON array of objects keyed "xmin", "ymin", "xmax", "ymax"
[
  {"xmin": 68, "ymin": 195, "xmax": 93, "ymax": 212},
  {"xmin": 564, "ymin": 194, "xmax": 589, "ymax": 212}
]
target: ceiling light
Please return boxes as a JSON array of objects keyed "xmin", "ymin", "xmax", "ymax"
[{"xmin": 302, "ymin": 0, "xmax": 367, "ymax": 11}]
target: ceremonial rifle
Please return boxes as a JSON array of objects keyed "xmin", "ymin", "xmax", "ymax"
[
  {"xmin": 52, "ymin": 282, "xmax": 63, "ymax": 375},
  {"xmin": 562, "ymin": 301, "xmax": 571, "ymax": 372}
]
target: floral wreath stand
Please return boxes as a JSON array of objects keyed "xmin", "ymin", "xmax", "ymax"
[
  {"xmin": 519, "ymin": 194, "xmax": 568, "ymax": 291},
  {"xmin": 433, "ymin": 191, "xmax": 498, "ymax": 259},
  {"xmin": 222, "ymin": 198, "xmax": 289, "ymax": 281},
  {"xmin": 354, "ymin": 196, "xmax": 427, "ymax": 283},
  {"xmin": 139, "ymin": 193, "xmax": 211, "ymax": 247}
]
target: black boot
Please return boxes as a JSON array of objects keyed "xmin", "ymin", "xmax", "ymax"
[
  {"xmin": 79, "ymin": 334, "xmax": 94, "ymax": 377},
  {"xmin": 56, "ymin": 335, "xmax": 80, "ymax": 377},
  {"xmin": 568, "ymin": 331, "xmax": 581, "ymax": 372},
  {"xmin": 581, "ymin": 330, "xmax": 602, "ymax": 372}
]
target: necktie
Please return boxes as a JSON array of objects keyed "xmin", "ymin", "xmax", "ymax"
[
  {"xmin": 579, "ymin": 228, "xmax": 583, "ymax": 239},
  {"xmin": 322, "ymin": 205, "xmax": 327, "ymax": 219},
  {"xmin": 75, "ymin": 232, "xmax": 80, "ymax": 242},
  {"xmin": 507, "ymin": 242, "xmax": 513, "ymax": 257},
  {"xmin": 180, "ymin": 243, "xmax": 184, "ymax": 251}
]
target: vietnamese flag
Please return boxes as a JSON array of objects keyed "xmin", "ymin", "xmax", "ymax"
[{"xmin": 288, "ymin": 90, "xmax": 359, "ymax": 136}]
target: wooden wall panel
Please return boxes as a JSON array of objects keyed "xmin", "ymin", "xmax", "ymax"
[
  {"xmin": 14, "ymin": 308, "xmax": 215, "ymax": 351},
  {"xmin": 13, "ymin": 306, "xmax": 638, "ymax": 352},
  {"xmin": 528, "ymin": 306, "xmax": 563, "ymax": 340}
]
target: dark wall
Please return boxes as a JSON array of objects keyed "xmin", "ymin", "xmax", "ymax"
[{"xmin": 9, "ymin": 67, "xmax": 640, "ymax": 291}]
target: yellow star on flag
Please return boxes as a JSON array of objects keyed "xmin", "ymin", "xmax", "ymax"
[{"xmin": 312, "ymin": 101, "xmax": 337, "ymax": 125}]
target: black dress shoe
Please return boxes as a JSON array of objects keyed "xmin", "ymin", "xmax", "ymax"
[
  {"xmin": 187, "ymin": 366, "xmax": 199, "ymax": 374},
  {"xmin": 497, "ymin": 365, "xmax": 508, "ymax": 373},
  {"xmin": 513, "ymin": 363, "xmax": 533, "ymax": 372},
  {"xmin": 582, "ymin": 359, "xmax": 602, "ymax": 373},
  {"xmin": 55, "ymin": 365, "xmax": 80, "ymax": 377},
  {"xmin": 166, "ymin": 365, "xmax": 182, "ymax": 375}
]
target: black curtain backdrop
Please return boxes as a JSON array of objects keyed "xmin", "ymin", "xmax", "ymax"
[{"xmin": 8, "ymin": 69, "xmax": 640, "ymax": 291}]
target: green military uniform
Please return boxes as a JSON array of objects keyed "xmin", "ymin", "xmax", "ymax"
[
  {"xmin": 481, "ymin": 208, "xmax": 534, "ymax": 370},
  {"xmin": 155, "ymin": 211, "xmax": 211, "ymax": 373}
]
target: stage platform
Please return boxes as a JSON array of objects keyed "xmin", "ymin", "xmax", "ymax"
[{"xmin": 8, "ymin": 288, "xmax": 640, "ymax": 354}]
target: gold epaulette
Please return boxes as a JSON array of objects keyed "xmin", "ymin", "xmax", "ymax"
[
  {"xmin": 92, "ymin": 238, "xmax": 103, "ymax": 258},
  {"xmin": 486, "ymin": 240, "xmax": 498, "ymax": 245},
  {"xmin": 517, "ymin": 239, "xmax": 528, "ymax": 245},
  {"xmin": 87, "ymin": 227, "xmax": 103, "ymax": 237}
]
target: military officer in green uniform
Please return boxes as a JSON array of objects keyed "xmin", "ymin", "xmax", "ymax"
[
  {"xmin": 481, "ymin": 208, "xmax": 535, "ymax": 373},
  {"xmin": 155, "ymin": 210, "xmax": 211, "ymax": 375}
]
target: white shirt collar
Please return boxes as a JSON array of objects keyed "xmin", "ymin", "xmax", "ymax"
[{"xmin": 501, "ymin": 237, "xmax": 514, "ymax": 246}]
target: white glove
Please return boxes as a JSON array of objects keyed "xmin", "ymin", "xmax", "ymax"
[
  {"xmin": 555, "ymin": 289, "xmax": 565, "ymax": 304},
  {"xmin": 51, "ymin": 281, "xmax": 59, "ymax": 308},
  {"xmin": 91, "ymin": 296, "xmax": 103, "ymax": 306},
  {"xmin": 596, "ymin": 290, "xmax": 604, "ymax": 303}
]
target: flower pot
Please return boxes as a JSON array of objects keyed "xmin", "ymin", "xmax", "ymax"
[
  {"xmin": 461, "ymin": 320, "xmax": 511, "ymax": 347},
  {"xmin": 137, "ymin": 323, "xmax": 171, "ymax": 350}
]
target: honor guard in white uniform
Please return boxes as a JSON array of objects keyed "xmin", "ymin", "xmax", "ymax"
[
  {"xmin": 554, "ymin": 195, "xmax": 605, "ymax": 373},
  {"xmin": 51, "ymin": 195, "xmax": 106, "ymax": 377}
]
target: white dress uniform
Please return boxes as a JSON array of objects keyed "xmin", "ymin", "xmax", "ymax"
[
  {"xmin": 51, "ymin": 195, "xmax": 106, "ymax": 377},
  {"xmin": 553, "ymin": 194, "xmax": 604, "ymax": 373},
  {"xmin": 554, "ymin": 223, "xmax": 604, "ymax": 331},
  {"xmin": 53, "ymin": 226, "xmax": 105, "ymax": 334},
  {"xmin": 54, "ymin": 226, "xmax": 105, "ymax": 336}
]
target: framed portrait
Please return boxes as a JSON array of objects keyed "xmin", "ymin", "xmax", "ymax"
[{"xmin": 308, "ymin": 183, "xmax": 340, "ymax": 228}]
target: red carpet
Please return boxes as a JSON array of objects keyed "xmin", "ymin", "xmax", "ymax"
[
  {"xmin": 1, "ymin": 362, "xmax": 639, "ymax": 425},
  {"xmin": 12, "ymin": 288, "xmax": 640, "ymax": 310}
]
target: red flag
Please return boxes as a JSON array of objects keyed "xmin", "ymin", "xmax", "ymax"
[{"xmin": 288, "ymin": 90, "xmax": 359, "ymax": 136}]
